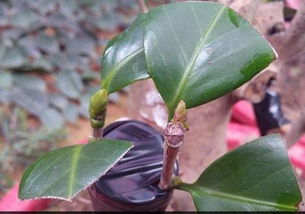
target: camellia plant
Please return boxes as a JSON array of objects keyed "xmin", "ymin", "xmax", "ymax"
[{"xmin": 18, "ymin": 1, "xmax": 302, "ymax": 211}]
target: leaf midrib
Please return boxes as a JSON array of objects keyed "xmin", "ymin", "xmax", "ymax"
[
  {"xmin": 68, "ymin": 145, "xmax": 82, "ymax": 197},
  {"xmin": 169, "ymin": 5, "xmax": 226, "ymax": 111},
  {"xmin": 196, "ymin": 187, "xmax": 296, "ymax": 211}
]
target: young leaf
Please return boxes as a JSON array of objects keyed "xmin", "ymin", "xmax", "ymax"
[
  {"xmin": 177, "ymin": 135, "xmax": 301, "ymax": 211},
  {"xmin": 19, "ymin": 139, "xmax": 133, "ymax": 201},
  {"xmin": 101, "ymin": 14, "xmax": 149, "ymax": 93},
  {"xmin": 144, "ymin": 2, "xmax": 276, "ymax": 118}
]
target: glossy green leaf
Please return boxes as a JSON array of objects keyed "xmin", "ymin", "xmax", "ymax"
[
  {"xmin": 19, "ymin": 139, "xmax": 133, "ymax": 200},
  {"xmin": 101, "ymin": 14, "xmax": 149, "ymax": 93},
  {"xmin": 144, "ymin": 2, "xmax": 276, "ymax": 117},
  {"xmin": 177, "ymin": 135, "xmax": 301, "ymax": 211}
]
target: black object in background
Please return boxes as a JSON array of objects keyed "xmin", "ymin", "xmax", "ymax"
[
  {"xmin": 253, "ymin": 89, "xmax": 289, "ymax": 136},
  {"xmin": 89, "ymin": 120, "xmax": 177, "ymax": 211}
]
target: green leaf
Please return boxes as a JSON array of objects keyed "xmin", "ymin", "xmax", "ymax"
[
  {"xmin": 13, "ymin": 74, "xmax": 47, "ymax": 92},
  {"xmin": 12, "ymin": 8, "xmax": 38, "ymax": 28},
  {"xmin": 63, "ymin": 103, "xmax": 79, "ymax": 123},
  {"xmin": 32, "ymin": 57, "xmax": 53, "ymax": 71},
  {"xmin": 0, "ymin": 71, "xmax": 13, "ymax": 89},
  {"xmin": 144, "ymin": 2, "xmax": 276, "ymax": 117},
  {"xmin": 101, "ymin": 14, "xmax": 149, "ymax": 93},
  {"xmin": 19, "ymin": 139, "xmax": 133, "ymax": 201},
  {"xmin": 57, "ymin": 70, "xmax": 84, "ymax": 99},
  {"xmin": 36, "ymin": 34, "xmax": 59, "ymax": 55},
  {"xmin": 177, "ymin": 135, "xmax": 302, "ymax": 211},
  {"xmin": 49, "ymin": 94, "xmax": 68, "ymax": 111},
  {"xmin": 40, "ymin": 108, "xmax": 64, "ymax": 130},
  {"xmin": 1, "ymin": 48, "xmax": 27, "ymax": 68}
]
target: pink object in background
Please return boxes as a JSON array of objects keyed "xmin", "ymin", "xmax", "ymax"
[
  {"xmin": 289, "ymin": 142, "xmax": 305, "ymax": 178},
  {"xmin": 231, "ymin": 100, "xmax": 305, "ymax": 178},
  {"xmin": 232, "ymin": 100, "xmax": 258, "ymax": 127},
  {"xmin": 0, "ymin": 139, "xmax": 88, "ymax": 211},
  {"xmin": 227, "ymin": 122, "xmax": 259, "ymax": 150},
  {"xmin": 0, "ymin": 183, "xmax": 49, "ymax": 211}
]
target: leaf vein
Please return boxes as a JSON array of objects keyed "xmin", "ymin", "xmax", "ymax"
[{"xmin": 169, "ymin": 5, "xmax": 226, "ymax": 111}]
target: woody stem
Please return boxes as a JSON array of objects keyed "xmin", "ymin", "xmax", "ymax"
[{"xmin": 159, "ymin": 122, "xmax": 185, "ymax": 190}]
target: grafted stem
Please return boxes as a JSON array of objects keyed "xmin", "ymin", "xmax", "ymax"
[{"xmin": 159, "ymin": 101, "xmax": 188, "ymax": 190}]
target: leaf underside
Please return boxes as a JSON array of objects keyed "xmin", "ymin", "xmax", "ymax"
[
  {"xmin": 177, "ymin": 135, "xmax": 302, "ymax": 211},
  {"xmin": 19, "ymin": 139, "xmax": 133, "ymax": 201}
]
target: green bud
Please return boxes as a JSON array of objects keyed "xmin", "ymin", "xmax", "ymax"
[
  {"xmin": 89, "ymin": 89, "xmax": 108, "ymax": 119},
  {"xmin": 173, "ymin": 100, "xmax": 187, "ymax": 122}
]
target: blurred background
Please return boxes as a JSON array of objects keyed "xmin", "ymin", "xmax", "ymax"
[
  {"xmin": 0, "ymin": 0, "xmax": 140, "ymax": 201},
  {"xmin": 0, "ymin": 0, "xmax": 304, "ymax": 211}
]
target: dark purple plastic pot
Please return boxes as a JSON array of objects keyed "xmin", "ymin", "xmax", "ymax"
[{"xmin": 88, "ymin": 120, "xmax": 178, "ymax": 211}]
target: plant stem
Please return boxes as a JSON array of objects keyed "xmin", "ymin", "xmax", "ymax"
[
  {"xmin": 93, "ymin": 128, "xmax": 103, "ymax": 139},
  {"xmin": 159, "ymin": 100, "xmax": 187, "ymax": 190}
]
